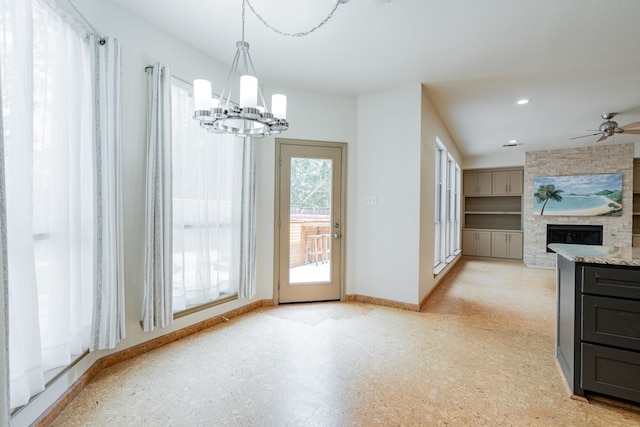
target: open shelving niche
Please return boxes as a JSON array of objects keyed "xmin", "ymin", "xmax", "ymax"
[{"xmin": 464, "ymin": 195, "xmax": 522, "ymax": 231}]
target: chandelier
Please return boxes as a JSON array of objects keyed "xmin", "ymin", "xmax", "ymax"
[
  {"xmin": 193, "ymin": 0, "xmax": 288, "ymax": 138},
  {"xmin": 193, "ymin": 0, "xmax": 349, "ymax": 138}
]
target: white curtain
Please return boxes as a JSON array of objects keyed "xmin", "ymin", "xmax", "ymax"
[
  {"xmin": 171, "ymin": 82, "xmax": 240, "ymax": 311},
  {"xmin": 1, "ymin": 0, "xmax": 94, "ymax": 409},
  {"xmin": 143, "ymin": 63, "xmax": 173, "ymax": 331},
  {"xmin": 237, "ymin": 138, "xmax": 257, "ymax": 299},
  {"xmin": 0, "ymin": 0, "xmax": 45, "ymax": 409},
  {"xmin": 89, "ymin": 35, "xmax": 125, "ymax": 351},
  {"xmin": 0, "ymin": 56, "xmax": 11, "ymax": 427}
]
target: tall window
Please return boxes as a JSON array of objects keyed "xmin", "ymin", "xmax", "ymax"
[
  {"xmin": 170, "ymin": 80, "xmax": 241, "ymax": 312},
  {"xmin": 434, "ymin": 144, "xmax": 444, "ymax": 267},
  {"xmin": 2, "ymin": 0, "xmax": 94, "ymax": 408},
  {"xmin": 434, "ymin": 139, "xmax": 461, "ymax": 273}
]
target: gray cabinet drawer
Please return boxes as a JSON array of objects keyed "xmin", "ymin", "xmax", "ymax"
[
  {"xmin": 582, "ymin": 295, "xmax": 640, "ymax": 351},
  {"xmin": 582, "ymin": 343, "xmax": 640, "ymax": 403},
  {"xmin": 582, "ymin": 266, "xmax": 640, "ymax": 299}
]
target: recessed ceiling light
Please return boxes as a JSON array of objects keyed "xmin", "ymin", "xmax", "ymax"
[
  {"xmin": 509, "ymin": 139, "xmax": 518, "ymax": 143},
  {"xmin": 516, "ymin": 99, "xmax": 530, "ymax": 105}
]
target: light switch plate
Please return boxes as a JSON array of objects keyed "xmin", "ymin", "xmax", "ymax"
[{"xmin": 364, "ymin": 195, "xmax": 377, "ymax": 205}]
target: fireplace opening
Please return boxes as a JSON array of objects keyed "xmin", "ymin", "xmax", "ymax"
[{"xmin": 546, "ymin": 224, "xmax": 603, "ymax": 253}]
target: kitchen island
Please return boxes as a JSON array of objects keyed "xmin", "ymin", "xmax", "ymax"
[{"xmin": 550, "ymin": 243, "xmax": 640, "ymax": 404}]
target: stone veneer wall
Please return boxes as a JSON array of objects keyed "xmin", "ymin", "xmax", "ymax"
[{"xmin": 524, "ymin": 143, "xmax": 633, "ymax": 268}]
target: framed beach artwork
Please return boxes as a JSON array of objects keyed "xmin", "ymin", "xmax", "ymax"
[{"xmin": 533, "ymin": 173, "xmax": 622, "ymax": 216}]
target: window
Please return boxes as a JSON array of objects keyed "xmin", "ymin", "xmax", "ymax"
[
  {"xmin": 434, "ymin": 139, "xmax": 460, "ymax": 274},
  {"xmin": 170, "ymin": 80, "xmax": 241, "ymax": 313},
  {"xmin": 2, "ymin": 0, "xmax": 94, "ymax": 408},
  {"xmin": 434, "ymin": 144, "xmax": 444, "ymax": 267}
]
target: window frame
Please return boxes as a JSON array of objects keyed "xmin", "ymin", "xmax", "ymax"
[{"xmin": 434, "ymin": 139, "xmax": 461, "ymax": 274}]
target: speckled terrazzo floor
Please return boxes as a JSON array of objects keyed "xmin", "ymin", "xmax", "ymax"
[{"xmin": 50, "ymin": 259, "xmax": 640, "ymax": 426}]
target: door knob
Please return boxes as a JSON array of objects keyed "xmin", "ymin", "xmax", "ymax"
[{"xmin": 333, "ymin": 233, "xmax": 341, "ymax": 239}]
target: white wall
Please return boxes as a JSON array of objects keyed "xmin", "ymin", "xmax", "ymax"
[
  {"xmin": 418, "ymin": 86, "xmax": 462, "ymax": 302},
  {"xmin": 354, "ymin": 85, "xmax": 422, "ymax": 304},
  {"xmin": 463, "ymin": 151, "xmax": 524, "ymax": 170},
  {"xmin": 12, "ymin": 1, "xmax": 357, "ymax": 425}
]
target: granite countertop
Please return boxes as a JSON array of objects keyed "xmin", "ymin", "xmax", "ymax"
[{"xmin": 548, "ymin": 243, "xmax": 640, "ymax": 267}]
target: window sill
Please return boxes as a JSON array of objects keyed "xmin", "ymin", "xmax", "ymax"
[{"xmin": 173, "ymin": 293, "xmax": 238, "ymax": 320}]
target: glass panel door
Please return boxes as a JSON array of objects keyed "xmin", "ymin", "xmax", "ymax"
[{"xmin": 277, "ymin": 141, "xmax": 343, "ymax": 303}]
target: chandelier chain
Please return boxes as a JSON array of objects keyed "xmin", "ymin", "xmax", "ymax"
[{"xmin": 245, "ymin": 0, "xmax": 342, "ymax": 38}]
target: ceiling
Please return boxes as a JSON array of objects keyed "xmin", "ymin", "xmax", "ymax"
[{"xmin": 108, "ymin": 0, "xmax": 640, "ymax": 159}]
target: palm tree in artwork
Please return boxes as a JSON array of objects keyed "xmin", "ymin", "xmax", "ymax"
[{"xmin": 534, "ymin": 184, "xmax": 564, "ymax": 215}]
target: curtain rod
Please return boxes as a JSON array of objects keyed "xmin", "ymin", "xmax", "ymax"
[
  {"xmin": 60, "ymin": 0, "xmax": 103, "ymax": 39},
  {"xmin": 145, "ymin": 66, "xmax": 231, "ymax": 105},
  {"xmin": 144, "ymin": 66, "xmax": 193, "ymax": 88}
]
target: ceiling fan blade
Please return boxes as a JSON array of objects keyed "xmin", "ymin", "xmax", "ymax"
[
  {"xmin": 622, "ymin": 129, "xmax": 640, "ymax": 135},
  {"xmin": 569, "ymin": 133, "xmax": 600, "ymax": 140},
  {"xmin": 597, "ymin": 135, "xmax": 608, "ymax": 142},
  {"xmin": 620, "ymin": 121, "xmax": 640, "ymax": 130}
]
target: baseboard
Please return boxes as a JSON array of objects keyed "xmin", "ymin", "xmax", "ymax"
[
  {"xmin": 345, "ymin": 294, "xmax": 420, "ymax": 312},
  {"xmin": 33, "ymin": 298, "xmax": 273, "ymax": 427}
]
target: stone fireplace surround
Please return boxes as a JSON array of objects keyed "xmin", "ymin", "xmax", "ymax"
[{"xmin": 523, "ymin": 143, "xmax": 633, "ymax": 268}]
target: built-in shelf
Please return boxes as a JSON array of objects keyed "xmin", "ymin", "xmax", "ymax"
[
  {"xmin": 465, "ymin": 211, "xmax": 521, "ymax": 215},
  {"xmin": 463, "ymin": 168, "xmax": 524, "ymax": 259}
]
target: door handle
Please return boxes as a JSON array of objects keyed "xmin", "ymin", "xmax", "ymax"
[{"xmin": 333, "ymin": 233, "xmax": 342, "ymax": 239}]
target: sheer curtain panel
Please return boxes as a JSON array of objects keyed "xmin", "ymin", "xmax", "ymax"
[
  {"xmin": 0, "ymin": 61, "xmax": 11, "ymax": 427},
  {"xmin": 1, "ymin": 0, "xmax": 46, "ymax": 409},
  {"xmin": 143, "ymin": 63, "xmax": 173, "ymax": 331},
  {"xmin": 237, "ymin": 138, "xmax": 257, "ymax": 299},
  {"xmin": 90, "ymin": 35, "xmax": 125, "ymax": 350},
  {"xmin": 171, "ymin": 82, "xmax": 240, "ymax": 311},
  {"xmin": 1, "ymin": 0, "xmax": 95, "ymax": 409}
]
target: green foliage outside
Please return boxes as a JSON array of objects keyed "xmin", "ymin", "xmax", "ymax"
[{"xmin": 290, "ymin": 158, "xmax": 332, "ymax": 209}]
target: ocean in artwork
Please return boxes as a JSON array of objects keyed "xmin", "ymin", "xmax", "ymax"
[
  {"xmin": 533, "ymin": 195, "xmax": 614, "ymax": 214},
  {"xmin": 533, "ymin": 173, "xmax": 622, "ymax": 216}
]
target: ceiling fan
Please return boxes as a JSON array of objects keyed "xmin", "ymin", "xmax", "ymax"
[{"xmin": 570, "ymin": 113, "xmax": 640, "ymax": 142}]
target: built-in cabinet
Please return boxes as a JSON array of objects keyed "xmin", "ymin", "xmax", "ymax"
[
  {"xmin": 491, "ymin": 231, "xmax": 523, "ymax": 259},
  {"xmin": 633, "ymin": 159, "xmax": 640, "ymax": 247},
  {"xmin": 556, "ymin": 255, "xmax": 640, "ymax": 404},
  {"xmin": 462, "ymin": 230, "xmax": 491, "ymax": 257},
  {"xmin": 463, "ymin": 171, "xmax": 492, "ymax": 195},
  {"xmin": 492, "ymin": 170, "xmax": 523, "ymax": 195},
  {"xmin": 463, "ymin": 168, "xmax": 523, "ymax": 260}
]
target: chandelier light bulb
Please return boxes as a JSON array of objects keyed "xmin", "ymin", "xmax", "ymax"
[
  {"xmin": 271, "ymin": 94, "xmax": 287, "ymax": 120},
  {"xmin": 193, "ymin": 79, "xmax": 212, "ymax": 111},
  {"xmin": 239, "ymin": 75, "xmax": 258, "ymax": 108}
]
